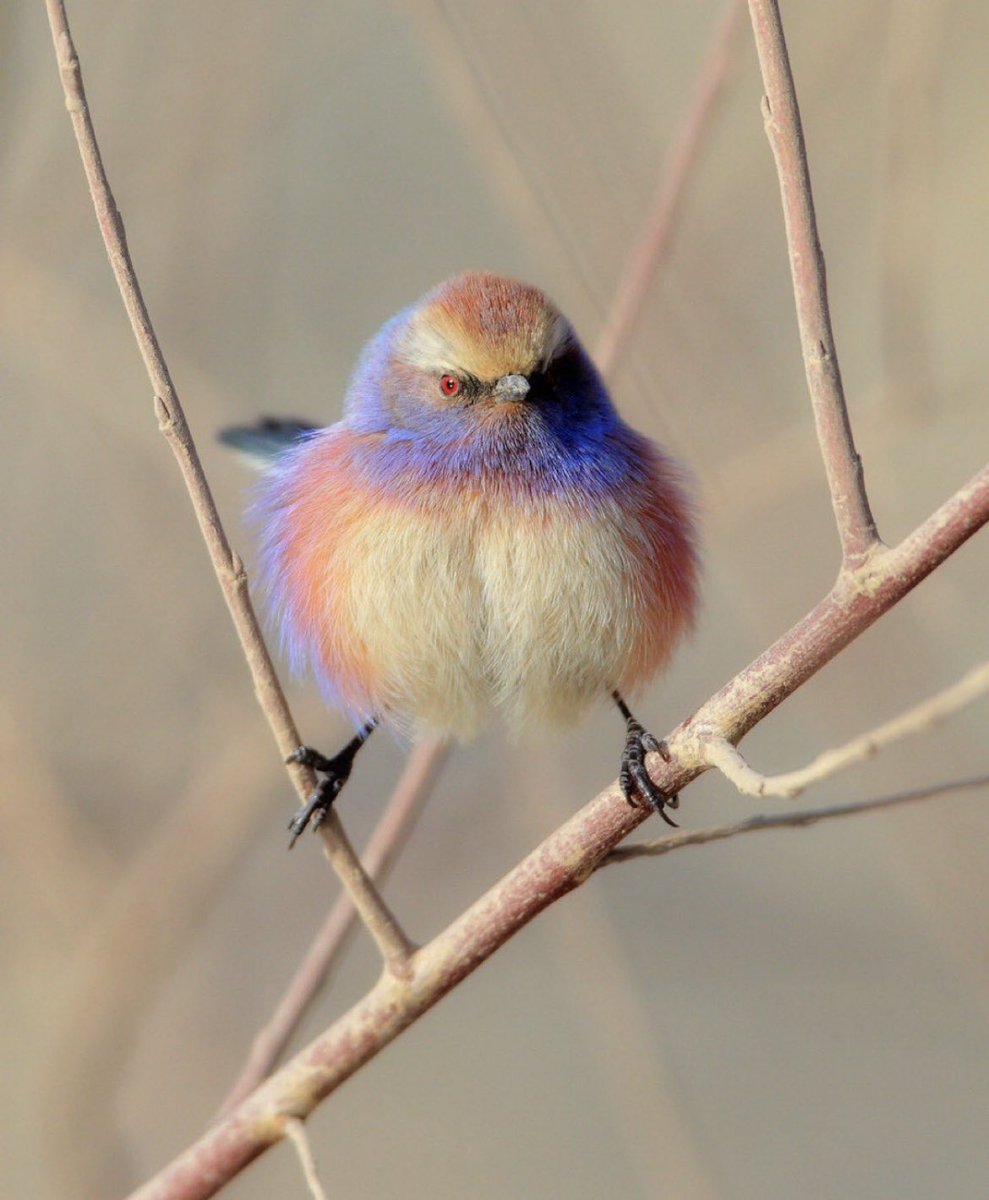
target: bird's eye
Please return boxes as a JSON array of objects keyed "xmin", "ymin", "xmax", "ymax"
[{"xmin": 440, "ymin": 374, "xmax": 462, "ymax": 397}]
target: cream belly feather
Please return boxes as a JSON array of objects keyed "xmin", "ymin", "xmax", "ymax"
[{"xmin": 335, "ymin": 491, "xmax": 654, "ymax": 739}]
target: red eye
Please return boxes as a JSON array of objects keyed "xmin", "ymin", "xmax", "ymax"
[{"xmin": 440, "ymin": 374, "xmax": 461, "ymax": 397}]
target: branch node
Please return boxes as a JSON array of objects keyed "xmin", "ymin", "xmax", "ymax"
[
  {"xmin": 676, "ymin": 720, "xmax": 725, "ymax": 771},
  {"xmin": 57, "ymin": 31, "xmax": 77, "ymax": 69},
  {"xmin": 383, "ymin": 951, "xmax": 417, "ymax": 986},
  {"xmin": 702, "ymin": 733, "xmax": 798, "ymax": 797},
  {"xmin": 154, "ymin": 394, "xmax": 173, "ymax": 430},
  {"xmin": 283, "ymin": 1117, "xmax": 329, "ymax": 1200}
]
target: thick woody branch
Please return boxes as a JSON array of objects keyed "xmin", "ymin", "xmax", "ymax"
[
  {"xmin": 747, "ymin": 0, "xmax": 880, "ymax": 564},
  {"xmin": 44, "ymin": 0, "xmax": 413, "ymax": 972},
  {"xmin": 125, "ymin": 459, "xmax": 989, "ymax": 1200}
]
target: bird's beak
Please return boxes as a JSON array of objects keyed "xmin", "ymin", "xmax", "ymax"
[{"xmin": 493, "ymin": 374, "xmax": 530, "ymax": 403}]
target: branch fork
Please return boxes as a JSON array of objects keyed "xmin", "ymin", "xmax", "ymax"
[{"xmin": 700, "ymin": 660, "xmax": 989, "ymax": 802}]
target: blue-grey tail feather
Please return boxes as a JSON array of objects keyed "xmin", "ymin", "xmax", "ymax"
[{"xmin": 218, "ymin": 417, "xmax": 320, "ymax": 468}]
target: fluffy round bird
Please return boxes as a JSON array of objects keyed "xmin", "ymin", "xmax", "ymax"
[{"xmin": 221, "ymin": 271, "xmax": 699, "ymax": 840}]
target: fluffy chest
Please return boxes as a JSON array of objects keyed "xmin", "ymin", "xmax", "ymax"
[
  {"xmin": 334, "ymin": 486, "xmax": 644, "ymax": 730},
  {"xmin": 264, "ymin": 422, "xmax": 694, "ymax": 735},
  {"xmin": 343, "ymin": 485, "xmax": 634, "ymax": 628}
]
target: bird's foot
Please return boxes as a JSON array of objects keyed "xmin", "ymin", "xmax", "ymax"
[
  {"xmin": 619, "ymin": 721, "xmax": 679, "ymax": 827},
  {"xmin": 286, "ymin": 744, "xmax": 341, "ymax": 774},
  {"xmin": 285, "ymin": 742, "xmax": 360, "ymax": 847}
]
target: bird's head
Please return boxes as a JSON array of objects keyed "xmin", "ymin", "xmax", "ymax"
[{"xmin": 344, "ymin": 272, "xmax": 615, "ymax": 445}]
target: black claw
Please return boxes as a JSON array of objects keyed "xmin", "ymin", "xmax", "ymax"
[
  {"xmin": 619, "ymin": 718, "xmax": 679, "ymax": 826},
  {"xmin": 286, "ymin": 744, "xmax": 337, "ymax": 773},
  {"xmin": 284, "ymin": 725, "xmax": 376, "ymax": 848},
  {"xmin": 288, "ymin": 775, "xmax": 345, "ymax": 848},
  {"xmin": 640, "ymin": 732, "xmax": 672, "ymax": 763}
]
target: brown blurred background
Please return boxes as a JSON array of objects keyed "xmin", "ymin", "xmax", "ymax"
[{"xmin": 3, "ymin": 1, "xmax": 989, "ymax": 1197}]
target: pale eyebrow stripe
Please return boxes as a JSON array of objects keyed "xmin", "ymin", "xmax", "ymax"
[{"xmin": 399, "ymin": 303, "xmax": 573, "ymax": 376}]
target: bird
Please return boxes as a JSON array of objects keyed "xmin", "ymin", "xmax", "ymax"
[{"xmin": 220, "ymin": 271, "xmax": 699, "ymax": 843}]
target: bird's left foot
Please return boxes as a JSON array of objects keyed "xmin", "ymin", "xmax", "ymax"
[{"xmin": 619, "ymin": 720, "xmax": 679, "ymax": 827}]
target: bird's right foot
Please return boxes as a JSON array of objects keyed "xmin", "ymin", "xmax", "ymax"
[
  {"xmin": 286, "ymin": 745, "xmax": 358, "ymax": 847},
  {"xmin": 285, "ymin": 720, "xmax": 377, "ymax": 848}
]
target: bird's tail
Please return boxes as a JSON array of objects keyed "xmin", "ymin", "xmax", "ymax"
[{"xmin": 217, "ymin": 417, "xmax": 320, "ymax": 469}]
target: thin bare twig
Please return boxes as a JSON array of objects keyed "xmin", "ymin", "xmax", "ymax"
[
  {"xmin": 283, "ymin": 1120, "xmax": 329, "ymax": 1200},
  {"xmin": 313, "ymin": 812, "xmax": 415, "ymax": 972},
  {"xmin": 218, "ymin": 739, "xmax": 449, "ymax": 1114},
  {"xmin": 700, "ymin": 660, "xmax": 989, "ymax": 798},
  {"xmin": 44, "ymin": 0, "xmax": 413, "ymax": 973},
  {"xmin": 595, "ymin": 0, "xmax": 746, "ymax": 377},
  {"xmin": 604, "ymin": 774, "xmax": 989, "ymax": 864},
  {"xmin": 748, "ymin": 0, "xmax": 880, "ymax": 565}
]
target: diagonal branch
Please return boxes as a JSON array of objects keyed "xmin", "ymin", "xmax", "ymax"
[
  {"xmin": 44, "ymin": 0, "xmax": 413, "ymax": 973},
  {"xmin": 124, "ymin": 458, "xmax": 989, "ymax": 1200},
  {"xmin": 748, "ymin": 0, "xmax": 880, "ymax": 565}
]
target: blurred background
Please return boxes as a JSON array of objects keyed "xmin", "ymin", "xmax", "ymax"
[{"xmin": 3, "ymin": 1, "xmax": 989, "ymax": 1196}]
